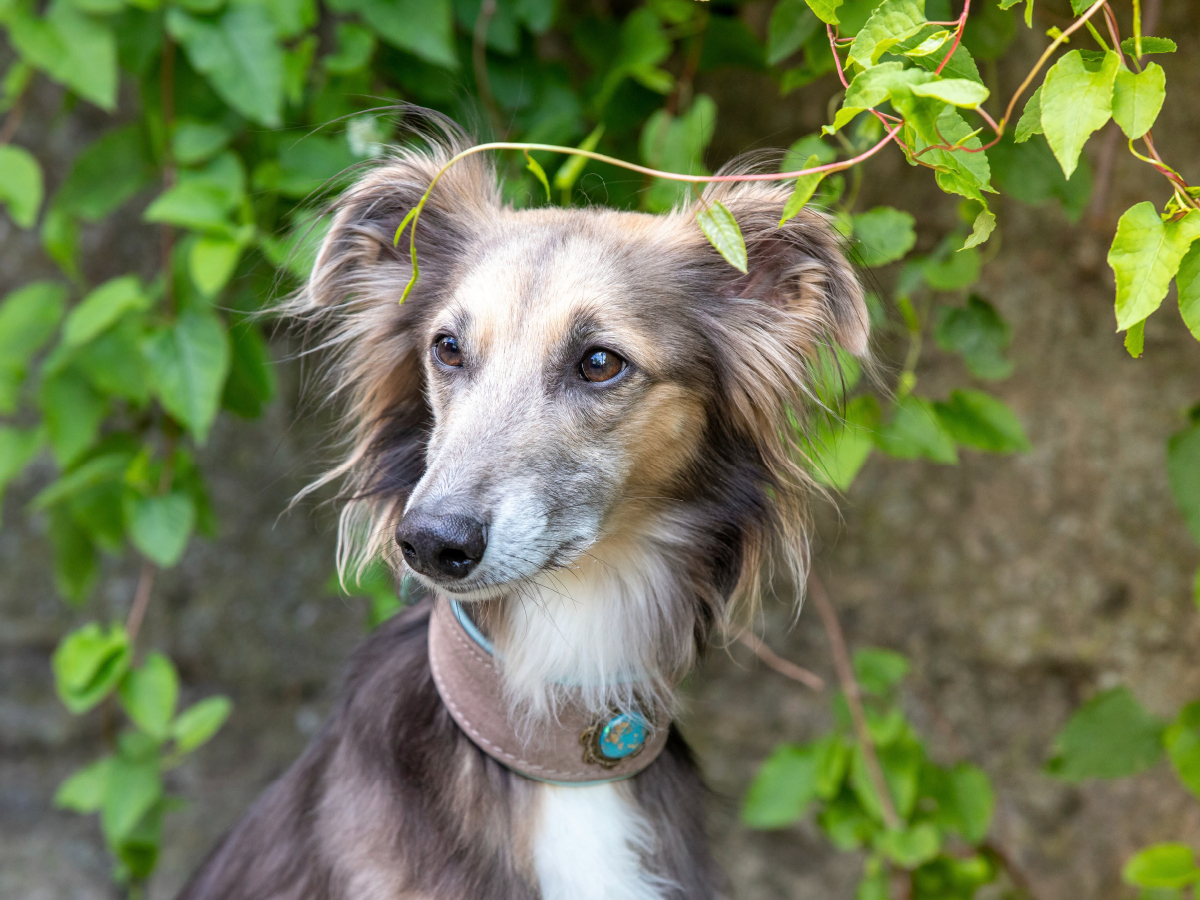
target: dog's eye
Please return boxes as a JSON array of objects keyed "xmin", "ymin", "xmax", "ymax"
[
  {"xmin": 580, "ymin": 348, "xmax": 625, "ymax": 383},
  {"xmin": 433, "ymin": 335, "xmax": 463, "ymax": 368}
]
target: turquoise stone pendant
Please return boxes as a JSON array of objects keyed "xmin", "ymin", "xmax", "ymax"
[{"xmin": 580, "ymin": 711, "xmax": 649, "ymax": 768}]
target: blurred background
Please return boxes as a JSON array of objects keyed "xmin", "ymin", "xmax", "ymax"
[{"xmin": 2, "ymin": 0, "xmax": 1200, "ymax": 897}]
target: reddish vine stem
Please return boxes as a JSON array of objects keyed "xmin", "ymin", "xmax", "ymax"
[
  {"xmin": 808, "ymin": 572, "xmax": 901, "ymax": 830},
  {"xmin": 934, "ymin": 0, "xmax": 971, "ymax": 77},
  {"xmin": 737, "ymin": 632, "xmax": 826, "ymax": 690}
]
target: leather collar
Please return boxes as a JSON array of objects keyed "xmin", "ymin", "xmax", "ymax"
[{"xmin": 427, "ymin": 595, "xmax": 671, "ymax": 785}]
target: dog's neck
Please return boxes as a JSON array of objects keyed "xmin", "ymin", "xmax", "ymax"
[{"xmin": 469, "ymin": 528, "xmax": 698, "ymax": 725}]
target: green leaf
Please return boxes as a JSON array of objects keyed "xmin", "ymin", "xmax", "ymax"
[
  {"xmin": 75, "ymin": 319, "xmax": 151, "ymax": 404},
  {"xmin": 39, "ymin": 367, "xmax": 107, "ymax": 466},
  {"xmin": 1123, "ymin": 845, "xmax": 1200, "ymax": 890},
  {"xmin": 1112, "ymin": 62, "xmax": 1165, "ymax": 141},
  {"xmin": 128, "ymin": 492, "xmax": 196, "ymax": 567},
  {"xmin": 934, "ymin": 389, "xmax": 1031, "ymax": 453},
  {"xmin": 991, "ymin": 131, "xmax": 1092, "ymax": 221},
  {"xmin": 221, "ymin": 320, "xmax": 276, "ymax": 419},
  {"xmin": 936, "ymin": 762, "xmax": 995, "ymax": 843},
  {"xmin": 903, "ymin": 29, "xmax": 949, "ymax": 57},
  {"xmin": 935, "ymin": 295, "xmax": 1013, "ymax": 380},
  {"xmin": 875, "ymin": 395, "xmax": 958, "ymax": 464},
  {"xmin": 1165, "ymin": 701, "xmax": 1200, "ymax": 799},
  {"xmin": 63, "ymin": 275, "xmax": 149, "ymax": 347},
  {"xmin": 1047, "ymin": 687, "xmax": 1164, "ymax": 781},
  {"xmin": 172, "ymin": 695, "xmax": 232, "ymax": 753},
  {"xmin": 853, "ymin": 648, "xmax": 909, "ymax": 694},
  {"xmin": 119, "ymin": 653, "xmax": 179, "ymax": 740},
  {"xmin": 1040, "ymin": 49, "xmax": 1119, "ymax": 179},
  {"xmin": 145, "ymin": 309, "xmax": 231, "ymax": 444},
  {"xmin": 49, "ymin": 507, "xmax": 98, "ymax": 604},
  {"xmin": 0, "ymin": 144, "xmax": 43, "ymax": 228},
  {"xmin": 782, "ymin": 135, "xmax": 837, "ymax": 171},
  {"xmin": 910, "ymin": 78, "xmax": 990, "ymax": 108},
  {"xmin": 101, "ymin": 754, "xmax": 162, "ymax": 847},
  {"xmin": 743, "ymin": 743, "xmax": 819, "ymax": 828},
  {"xmin": 847, "ymin": 0, "xmax": 927, "ymax": 68},
  {"xmin": 553, "ymin": 123, "xmax": 605, "ymax": 195},
  {"xmin": 1108, "ymin": 205, "xmax": 1200, "ymax": 332},
  {"xmin": 876, "ymin": 822, "xmax": 941, "ymax": 868},
  {"xmin": 1123, "ymin": 319, "xmax": 1144, "ymax": 358},
  {"xmin": 144, "ymin": 182, "xmax": 236, "ymax": 233},
  {"xmin": 697, "ymin": 201, "xmax": 748, "ymax": 274},
  {"xmin": 524, "ymin": 151, "xmax": 551, "ymax": 202},
  {"xmin": 28, "ymin": 450, "xmax": 130, "ymax": 511},
  {"xmin": 1119, "ymin": 36, "xmax": 1176, "ymax": 57},
  {"xmin": 167, "ymin": 5, "xmax": 284, "ymax": 128},
  {"xmin": 851, "ymin": 207, "xmax": 916, "ymax": 267},
  {"xmin": 0, "ymin": 425, "xmax": 42, "ymax": 510},
  {"xmin": 52, "ymin": 621, "xmax": 131, "ymax": 714},
  {"xmin": 921, "ymin": 233, "xmax": 982, "ymax": 291},
  {"xmin": 172, "ymin": 119, "xmax": 234, "ymax": 166},
  {"xmin": 8, "ymin": 0, "xmax": 118, "ymax": 110},
  {"xmin": 1013, "ymin": 85, "xmax": 1043, "ymax": 143},
  {"xmin": 804, "ymin": 395, "xmax": 880, "ymax": 491},
  {"xmin": 189, "ymin": 236, "xmax": 243, "ymax": 297},
  {"xmin": 57, "ymin": 125, "xmax": 154, "ymax": 220},
  {"xmin": 0, "ymin": 281, "xmax": 67, "ymax": 411},
  {"xmin": 54, "ymin": 757, "xmax": 113, "ymax": 813},
  {"xmin": 851, "ymin": 737, "xmax": 923, "ymax": 821},
  {"xmin": 1168, "ymin": 422, "xmax": 1200, "ymax": 545},
  {"xmin": 802, "ymin": 0, "xmax": 843, "ymax": 26},
  {"xmin": 1177, "ymin": 242, "xmax": 1200, "ymax": 341},
  {"xmin": 780, "ymin": 156, "xmax": 826, "ymax": 225},
  {"xmin": 355, "ymin": 0, "xmax": 457, "ymax": 69},
  {"xmin": 768, "ymin": 0, "xmax": 819, "ymax": 65}
]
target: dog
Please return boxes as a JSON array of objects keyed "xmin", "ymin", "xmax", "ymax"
[{"xmin": 177, "ymin": 119, "xmax": 868, "ymax": 900}]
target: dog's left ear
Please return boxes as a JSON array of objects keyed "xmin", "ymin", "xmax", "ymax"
[{"xmin": 700, "ymin": 181, "xmax": 869, "ymax": 358}]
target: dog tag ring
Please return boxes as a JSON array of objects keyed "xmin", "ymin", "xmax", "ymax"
[{"xmin": 580, "ymin": 712, "xmax": 649, "ymax": 769}]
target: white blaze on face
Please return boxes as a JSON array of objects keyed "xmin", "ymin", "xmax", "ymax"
[{"xmin": 533, "ymin": 782, "xmax": 673, "ymax": 900}]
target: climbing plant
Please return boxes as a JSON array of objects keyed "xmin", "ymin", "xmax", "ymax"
[{"xmin": 1, "ymin": 0, "xmax": 1197, "ymax": 894}]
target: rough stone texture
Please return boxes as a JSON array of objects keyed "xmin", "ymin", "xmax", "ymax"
[{"xmin": 3, "ymin": 9, "xmax": 1200, "ymax": 899}]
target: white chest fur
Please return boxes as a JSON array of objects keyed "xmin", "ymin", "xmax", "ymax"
[{"xmin": 533, "ymin": 782, "xmax": 671, "ymax": 900}]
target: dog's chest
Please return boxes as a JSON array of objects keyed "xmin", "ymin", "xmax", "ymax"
[{"xmin": 532, "ymin": 782, "xmax": 670, "ymax": 900}]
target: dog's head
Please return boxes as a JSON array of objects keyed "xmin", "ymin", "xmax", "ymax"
[{"xmin": 296, "ymin": 133, "xmax": 867, "ymax": 648}]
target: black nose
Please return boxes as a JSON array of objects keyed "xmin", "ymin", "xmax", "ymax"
[{"xmin": 395, "ymin": 512, "xmax": 487, "ymax": 580}]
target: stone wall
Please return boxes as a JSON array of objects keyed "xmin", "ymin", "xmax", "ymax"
[{"xmin": 3, "ymin": 9, "xmax": 1200, "ymax": 898}]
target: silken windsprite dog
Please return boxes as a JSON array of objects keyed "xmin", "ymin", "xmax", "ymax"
[{"xmin": 178, "ymin": 125, "xmax": 869, "ymax": 900}]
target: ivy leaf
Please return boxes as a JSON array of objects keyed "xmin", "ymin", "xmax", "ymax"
[
  {"xmin": 553, "ymin": 123, "xmax": 605, "ymax": 196},
  {"xmin": 0, "ymin": 145, "xmax": 44, "ymax": 228},
  {"xmin": 935, "ymin": 295, "xmax": 1013, "ymax": 380},
  {"xmin": 167, "ymin": 5, "xmax": 285, "ymax": 128},
  {"xmin": 56, "ymin": 125, "xmax": 154, "ymax": 221},
  {"xmin": 75, "ymin": 320, "xmax": 151, "ymax": 405},
  {"xmin": 1040, "ymin": 49, "xmax": 1119, "ymax": 179},
  {"xmin": 189, "ymin": 236, "xmax": 243, "ymax": 297},
  {"xmin": 779, "ymin": 155, "xmax": 826, "ymax": 226},
  {"xmin": 1111, "ymin": 62, "xmax": 1165, "ymax": 141},
  {"xmin": 39, "ymin": 366, "xmax": 107, "ymax": 466},
  {"xmin": 1046, "ymin": 687, "xmax": 1164, "ymax": 781},
  {"xmin": 0, "ymin": 426, "xmax": 43, "ymax": 510},
  {"xmin": 173, "ymin": 696, "xmax": 233, "ymax": 753},
  {"xmin": 875, "ymin": 822, "xmax": 941, "ymax": 868},
  {"xmin": 1165, "ymin": 701, "xmax": 1200, "ymax": 799},
  {"xmin": 54, "ymin": 757, "xmax": 113, "ymax": 814},
  {"xmin": 847, "ymin": 0, "xmax": 927, "ymax": 68},
  {"xmin": 803, "ymin": 395, "xmax": 880, "ymax": 491},
  {"xmin": 101, "ymin": 754, "xmax": 162, "ymax": 847},
  {"xmin": 127, "ymin": 492, "xmax": 196, "ymax": 568},
  {"xmin": 1013, "ymin": 85, "xmax": 1043, "ymax": 143},
  {"xmin": 28, "ymin": 451, "xmax": 130, "ymax": 511},
  {"xmin": 1108, "ymin": 204, "xmax": 1200, "ymax": 332},
  {"xmin": 0, "ymin": 281, "xmax": 67, "ymax": 411},
  {"xmin": 802, "ymin": 0, "xmax": 843, "ymax": 26},
  {"xmin": 118, "ymin": 653, "xmax": 180, "ymax": 740},
  {"xmin": 145, "ymin": 310, "xmax": 231, "ymax": 444},
  {"xmin": 853, "ymin": 648, "xmax": 909, "ymax": 695},
  {"xmin": 52, "ymin": 621, "xmax": 131, "ymax": 714},
  {"xmin": 63, "ymin": 275, "xmax": 150, "ymax": 347},
  {"xmin": 875, "ymin": 395, "xmax": 958, "ymax": 464},
  {"xmin": 1177, "ymin": 241, "xmax": 1200, "ymax": 341},
  {"xmin": 921, "ymin": 234, "xmax": 982, "ymax": 290},
  {"xmin": 524, "ymin": 151, "xmax": 552, "ymax": 202},
  {"xmin": 48, "ymin": 507, "xmax": 98, "ymax": 604},
  {"xmin": 1122, "ymin": 844, "xmax": 1200, "ymax": 890},
  {"xmin": 1119, "ymin": 36, "xmax": 1176, "ymax": 57},
  {"xmin": 7, "ymin": 0, "xmax": 118, "ymax": 110},
  {"xmin": 910, "ymin": 78, "xmax": 990, "ymax": 109},
  {"xmin": 697, "ymin": 202, "xmax": 748, "ymax": 273},
  {"xmin": 172, "ymin": 119, "xmax": 234, "ymax": 166},
  {"xmin": 767, "ymin": 0, "xmax": 818, "ymax": 65},
  {"xmin": 355, "ymin": 0, "xmax": 457, "ymax": 70},
  {"xmin": 1167, "ymin": 421, "xmax": 1200, "ymax": 544},
  {"xmin": 934, "ymin": 390, "xmax": 1031, "ymax": 453},
  {"xmin": 222, "ymin": 320, "xmax": 276, "ymax": 419},
  {"xmin": 742, "ymin": 743, "xmax": 819, "ymax": 828},
  {"xmin": 851, "ymin": 207, "xmax": 916, "ymax": 267}
]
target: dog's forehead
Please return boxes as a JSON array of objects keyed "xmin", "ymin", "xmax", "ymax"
[{"xmin": 446, "ymin": 211, "xmax": 666, "ymax": 347}]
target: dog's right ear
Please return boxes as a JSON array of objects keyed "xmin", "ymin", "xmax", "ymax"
[{"xmin": 301, "ymin": 147, "xmax": 499, "ymax": 313}]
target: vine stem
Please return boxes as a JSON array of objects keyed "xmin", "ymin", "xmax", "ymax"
[
  {"xmin": 395, "ymin": 127, "xmax": 903, "ymax": 302},
  {"xmin": 808, "ymin": 572, "xmax": 902, "ymax": 830},
  {"xmin": 934, "ymin": 0, "xmax": 971, "ymax": 77},
  {"xmin": 736, "ymin": 632, "xmax": 826, "ymax": 690},
  {"xmin": 0, "ymin": 88, "xmax": 28, "ymax": 145}
]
